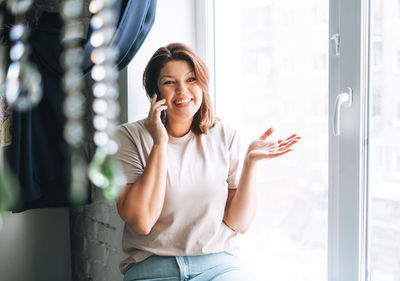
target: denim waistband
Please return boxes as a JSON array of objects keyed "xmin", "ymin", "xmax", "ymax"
[{"xmin": 124, "ymin": 252, "xmax": 244, "ymax": 281}]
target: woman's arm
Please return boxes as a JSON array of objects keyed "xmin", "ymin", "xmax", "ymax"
[
  {"xmin": 117, "ymin": 95, "xmax": 169, "ymax": 235},
  {"xmin": 117, "ymin": 143, "xmax": 167, "ymax": 235},
  {"xmin": 223, "ymin": 128, "xmax": 300, "ymax": 234},
  {"xmin": 223, "ymin": 159, "xmax": 257, "ymax": 234}
]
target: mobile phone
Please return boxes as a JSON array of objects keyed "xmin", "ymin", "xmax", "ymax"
[{"xmin": 152, "ymin": 83, "xmax": 167, "ymax": 124}]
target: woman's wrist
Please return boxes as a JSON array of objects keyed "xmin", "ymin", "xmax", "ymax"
[
  {"xmin": 153, "ymin": 141, "xmax": 168, "ymax": 148},
  {"xmin": 244, "ymin": 152, "xmax": 257, "ymax": 169}
]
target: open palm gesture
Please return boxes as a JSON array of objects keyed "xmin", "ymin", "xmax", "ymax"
[{"xmin": 246, "ymin": 128, "xmax": 301, "ymax": 162}]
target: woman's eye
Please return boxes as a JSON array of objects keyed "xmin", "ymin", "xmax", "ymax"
[
  {"xmin": 187, "ymin": 77, "xmax": 196, "ymax": 82},
  {"xmin": 164, "ymin": 81, "xmax": 173, "ymax": 85}
]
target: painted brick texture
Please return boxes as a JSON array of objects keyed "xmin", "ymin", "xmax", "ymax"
[{"xmin": 70, "ymin": 186, "xmax": 126, "ymax": 281}]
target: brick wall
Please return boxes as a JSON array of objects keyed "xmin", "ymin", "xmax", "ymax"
[{"xmin": 70, "ymin": 187, "xmax": 126, "ymax": 281}]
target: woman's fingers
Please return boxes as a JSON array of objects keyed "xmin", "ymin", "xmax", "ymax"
[
  {"xmin": 260, "ymin": 128, "xmax": 274, "ymax": 140},
  {"xmin": 286, "ymin": 134, "xmax": 298, "ymax": 140},
  {"xmin": 151, "ymin": 93, "xmax": 157, "ymax": 105},
  {"xmin": 150, "ymin": 94, "xmax": 167, "ymax": 107},
  {"xmin": 250, "ymin": 130, "xmax": 301, "ymax": 160},
  {"xmin": 278, "ymin": 134, "xmax": 299, "ymax": 143},
  {"xmin": 274, "ymin": 148, "xmax": 292, "ymax": 157},
  {"xmin": 279, "ymin": 142, "xmax": 296, "ymax": 152},
  {"xmin": 279, "ymin": 135, "xmax": 301, "ymax": 144},
  {"xmin": 250, "ymin": 147, "xmax": 292, "ymax": 160},
  {"xmin": 279, "ymin": 136, "xmax": 300, "ymax": 146},
  {"xmin": 278, "ymin": 139, "xmax": 299, "ymax": 151},
  {"xmin": 149, "ymin": 95, "xmax": 166, "ymax": 115},
  {"xmin": 155, "ymin": 106, "xmax": 168, "ymax": 114},
  {"xmin": 152, "ymin": 99, "xmax": 166, "ymax": 109}
]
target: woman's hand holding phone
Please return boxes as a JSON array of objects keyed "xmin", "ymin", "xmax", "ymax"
[{"xmin": 144, "ymin": 94, "xmax": 169, "ymax": 145}]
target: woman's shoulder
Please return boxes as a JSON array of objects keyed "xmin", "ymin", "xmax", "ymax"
[
  {"xmin": 211, "ymin": 118, "xmax": 238, "ymax": 134},
  {"xmin": 207, "ymin": 118, "xmax": 239, "ymax": 144},
  {"xmin": 116, "ymin": 119, "xmax": 147, "ymax": 140},
  {"xmin": 118, "ymin": 119, "xmax": 146, "ymax": 132}
]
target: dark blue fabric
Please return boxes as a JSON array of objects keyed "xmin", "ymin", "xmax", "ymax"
[
  {"xmin": 83, "ymin": 0, "xmax": 157, "ymax": 73},
  {"xmin": 5, "ymin": 12, "xmax": 76, "ymax": 212},
  {"xmin": 2, "ymin": 0, "xmax": 156, "ymax": 212}
]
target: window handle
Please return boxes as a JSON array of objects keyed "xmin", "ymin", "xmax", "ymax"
[
  {"xmin": 330, "ymin": 33, "xmax": 340, "ymax": 56},
  {"xmin": 333, "ymin": 87, "xmax": 353, "ymax": 136}
]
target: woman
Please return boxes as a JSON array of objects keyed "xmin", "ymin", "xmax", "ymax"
[{"xmin": 115, "ymin": 43, "xmax": 300, "ymax": 281}]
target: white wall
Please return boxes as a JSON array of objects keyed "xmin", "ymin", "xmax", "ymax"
[
  {"xmin": 127, "ymin": 0, "xmax": 197, "ymax": 122},
  {"xmin": 0, "ymin": 209, "xmax": 72, "ymax": 281}
]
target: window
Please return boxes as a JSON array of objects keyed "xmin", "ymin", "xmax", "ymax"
[
  {"xmin": 393, "ymin": 102, "xmax": 400, "ymax": 126},
  {"xmin": 373, "ymin": 42, "xmax": 383, "ymax": 69},
  {"xmin": 375, "ymin": 146, "xmax": 384, "ymax": 169},
  {"xmin": 397, "ymin": 49, "xmax": 400, "ymax": 72},
  {"xmin": 214, "ymin": 1, "xmax": 328, "ymax": 280},
  {"xmin": 283, "ymin": 9, "xmax": 295, "ymax": 28},
  {"xmin": 398, "ymin": 0, "xmax": 400, "ymax": 18},
  {"xmin": 369, "ymin": 0, "xmax": 400, "ymax": 279},
  {"xmin": 374, "ymin": 0, "xmax": 383, "ymax": 20},
  {"xmin": 397, "ymin": 103, "xmax": 400, "ymax": 122},
  {"xmin": 312, "ymin": 54, "xmax": 328, "ymax": 70},
  {"xmin": 371, "ymin": 89, "xmax": 382, "ymax": 117},
  {"xmin": 396, "ymin": 154, "xmax": 400, "ymax": 173},
  {"xmin": 312, "ymin": 5, "xmax": 328, "ymax": 26},
  {"xmin": 203, "ymin": 0, "xmax": 400, "ymax": 280}
]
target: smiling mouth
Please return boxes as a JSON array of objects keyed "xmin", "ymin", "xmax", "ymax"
[{"xmin": 175, "ymin": 98, "xmax": 191, "ymax": 105}]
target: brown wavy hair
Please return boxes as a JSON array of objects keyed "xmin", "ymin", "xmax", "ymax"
[{"xmin": 143, "ymin": 43, "xmax": 215, "ymax": 135}]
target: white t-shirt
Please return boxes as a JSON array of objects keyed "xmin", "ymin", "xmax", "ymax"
[{"xmin": 115, "ymin": 119, "xmax": 241, "ymax": 274}]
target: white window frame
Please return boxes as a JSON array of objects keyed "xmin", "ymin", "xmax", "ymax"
[
  {"xmin": 329, "ymin": 0, "xmax": 369, "ymax": 280},
  {"xmin": 195, "ymin": 0, "xmax": 216, "ymax": 110}
]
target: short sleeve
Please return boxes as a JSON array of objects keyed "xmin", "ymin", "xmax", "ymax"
[
  {"xmin": 115, "ymin": 125, "xmax": 144, "ymax": 184},
  {"xmin": 227, "ymin": 127, "xmax": 241, "ymax": 189}
]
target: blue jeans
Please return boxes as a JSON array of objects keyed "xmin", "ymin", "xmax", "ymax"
[{"xmin": 123, "ymin": 252, "xmax": 256, "ymax": 281}]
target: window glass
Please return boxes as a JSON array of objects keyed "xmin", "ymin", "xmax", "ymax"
[
  {"xmin": 369, "ymin": 0, "xmax": 400, "ymax": 280},
  {"xmin": 397, "ymin": 49, "xmax": 400, "ymax": 71},
  {"xmin": 214, "ymin": 1, "xmax": 328, "ymax": 280}
]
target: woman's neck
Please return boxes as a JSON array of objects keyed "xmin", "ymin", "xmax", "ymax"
[{"xmin": 166, "ymin": 118, "xmax": 193, "ymax": 137}]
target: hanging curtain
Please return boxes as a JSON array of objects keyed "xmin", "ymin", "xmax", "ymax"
[
  {"xmin": 1, "ymin": 0, "xmax": 157, "ymax": 212},
  {"xmin": 83, "ymin": 0, "xmax": 158, "ymax": 73}
]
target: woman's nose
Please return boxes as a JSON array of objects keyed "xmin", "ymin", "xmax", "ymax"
[{"xmin": 176, "ymin": 82, "xmax": 187, "ymax": 94}]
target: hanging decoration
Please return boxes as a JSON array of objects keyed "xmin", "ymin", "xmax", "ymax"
[
  {"xmin": 61, "ymin": 0, "xmax": 88, "ymax": 203},
  {"xmin": 87, "ymin": 0, "xmax": 125, "ymax": 200},
  {"xmin": 0, "ymin": 0, "xmax": 157, "ymax": 217},
  {"xmin": 5, "ymin": 0, "xmax": 42, "ymax": 112}
]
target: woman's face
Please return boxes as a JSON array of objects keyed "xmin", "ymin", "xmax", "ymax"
[{"xmin": 157, "ymin": 60, "xmax": 203, "ymax": 125}]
